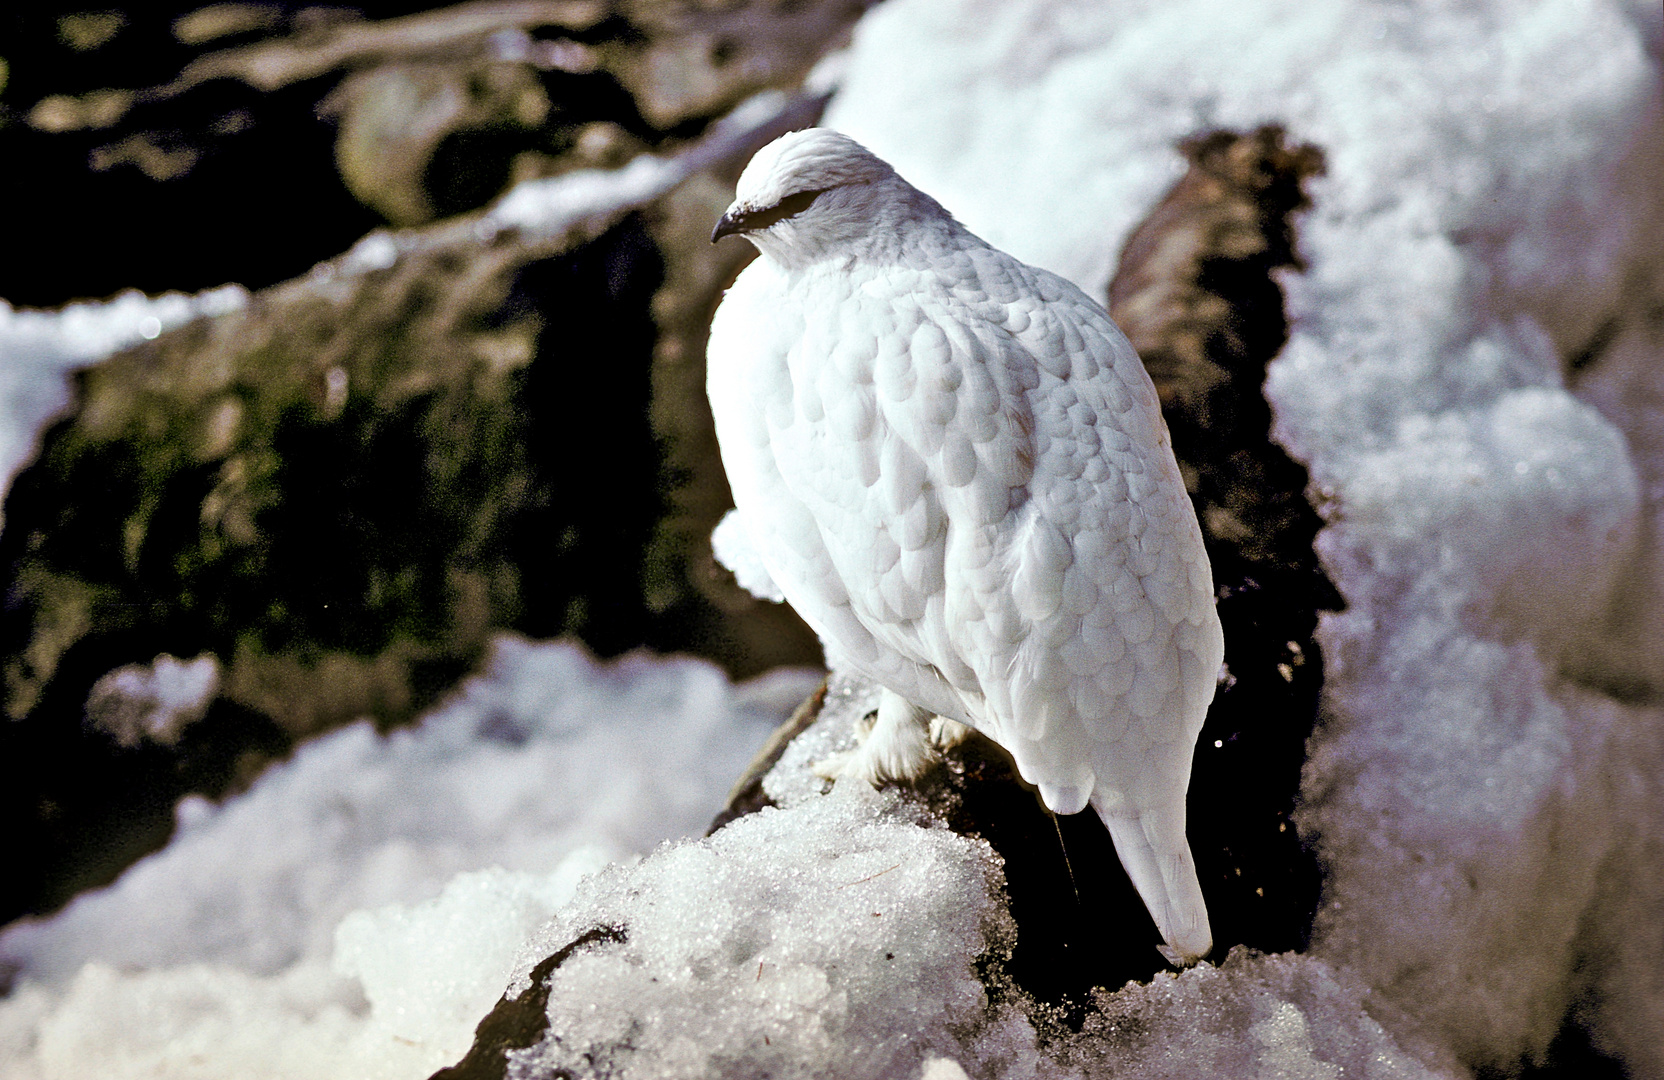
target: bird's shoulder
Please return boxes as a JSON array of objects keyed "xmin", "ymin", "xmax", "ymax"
[{"xmin": 879, "ymin": 236, "xmax": 1154, "ymax": 402}]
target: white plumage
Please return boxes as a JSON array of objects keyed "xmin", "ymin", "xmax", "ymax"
[{"xmin": 706, "ymin": 128, "xmax": 1223, "ymax": 964}]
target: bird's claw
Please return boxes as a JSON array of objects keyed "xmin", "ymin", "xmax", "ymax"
[
  {"xmin": 929, "ymin": 717, "xmax": 973, "ymax": 750},
  {"xmin": 1156, "ymin": 943, "xmax": 1206, "ymax": 969}
]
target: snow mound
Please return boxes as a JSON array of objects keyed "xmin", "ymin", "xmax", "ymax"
[
  {"xmin": 0, "ymin": 856, "xmax": 604, "ymax": 1080},
  {"xmin": 1, "ymin": 636, "xmax": 818, "ymax": 983},
  {"xmin": 486, "ymin": 670, "xmax": 1460, "ymax": 1080},
  {"xmin": 504, "ymin": 786, "xmax": 1042, "ymax": 1080},
  {"xmin": 1066, "ymin": 948, "xmax": 1457, "ymax": 1080},
  {"xmin": 85, "ymin": 652, "xmax": 222, "ymax": 747}
]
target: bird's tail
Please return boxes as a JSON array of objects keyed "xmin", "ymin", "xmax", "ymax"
[{"xmin": 1094, "ymin": 796, "xmax": 1212, "ymax": 966}]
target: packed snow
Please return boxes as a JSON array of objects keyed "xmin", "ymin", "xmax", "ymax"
[
  {"xmin": 502, "ymin": 784, "xmax": 1033, "ymax": 1078},
  {"xmin": 827, "ymin": 0, "xmax": 1664, "ymax": 1073}
]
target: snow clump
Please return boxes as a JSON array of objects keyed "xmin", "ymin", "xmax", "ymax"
[
  {"xmin": 84, "ymin": 652, "xmax": 222, "ymax": 747},
  {"xmin": 502, "ymin": 784, "xmax": 1041, "ymax": 1080}
]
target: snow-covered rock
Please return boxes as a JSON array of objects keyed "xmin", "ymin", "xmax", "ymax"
[
  {"xmin": 438, "ymin": 668, "xmax": 1458, "ymax": 1080},
  {"xmin": 0, "ymin": 286, "xmax": 247, "ymax": 511},
  {"xmin": 0, "ymin": 637, "xmax": 821, "ymax": 1078},
  {"xmin": 498, "ymin": 786, "xmax": 1034, "ymax": 1080},
  {"xmin": 827, "ymin": 0, "xmax": 1664, "ymax": 1072}
]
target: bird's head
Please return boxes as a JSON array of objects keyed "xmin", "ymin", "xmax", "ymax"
[{"xmin": 712, "ymin": 128, "xmax": 933, "ymax": 264}]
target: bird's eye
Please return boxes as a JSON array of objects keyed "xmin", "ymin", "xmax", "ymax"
[{"xmin": 744, "ymin": 186, "xmax": 835, "ymax": 231}]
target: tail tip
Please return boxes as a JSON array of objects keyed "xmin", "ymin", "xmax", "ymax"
[{"xmin": 1156, "ymin": 937, "xmax": 1212, "ymax": 968}]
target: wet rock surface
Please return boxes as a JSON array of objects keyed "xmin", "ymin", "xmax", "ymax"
[
  {"xmin": 1108, "ymin": 126, "xmax": 1336, "ymax": 963},
  {"xmin": 0, "ymin": 1, "xmax": 868, "ymax": 306}
]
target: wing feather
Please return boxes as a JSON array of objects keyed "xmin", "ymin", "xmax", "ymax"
[{"xmin": 708, "ymin": 234, "xmax": 1221, "ymax": 808}]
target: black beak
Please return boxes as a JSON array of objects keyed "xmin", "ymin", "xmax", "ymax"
[{"xmin": 711, "ymin": 209, "xmax": 744, "ymax": 243}]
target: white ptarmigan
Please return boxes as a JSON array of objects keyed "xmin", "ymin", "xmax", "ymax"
[{"xmin": 706, "ymin": 128, "xmax": 1224, "ymax": 965}]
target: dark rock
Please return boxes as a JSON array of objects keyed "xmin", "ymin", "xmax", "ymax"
[
  {"xmin": 0, "ymin": 206, "xmax": 652, "ymax": 920},
  {"xmin": 432, "ymin": 923, "xmax": 630, "ymax": 1080},
  {"xmin": 0, "ymin": 0, "xmax": 873, "ymax": 306},
  {"xmin": 1108, "ymin": 124, "xmax": 1336, "ymax": 963},
  {"xmin": 0, "ymin": 4, "xmax": 384, "ymax": 305},
  {"xmin": 0, "ymin": 81, "xmax": 830, "ymax": 924},
  {"xmin": 606, "ymin": 0, "xmax": 870, "ymax": 130},
  {"xmin": 1472, "ymin": 1021, "xmax": 1631, "ymax": 1080},
  {"xmin": 936, "ymin": 732, "xmax": 1173, "ymax": 1023},
  {"xmin": 638, "ymin": 171, "xmax": 824, "ymax": 675},
  {"xmin": 326, "ymin": 59, "xmax": 558, "ymax": 226}
]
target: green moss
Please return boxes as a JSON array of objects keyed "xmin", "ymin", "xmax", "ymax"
[{"xmin": 4, "ymin": 569, "xmax": 112, "ymax": 719}]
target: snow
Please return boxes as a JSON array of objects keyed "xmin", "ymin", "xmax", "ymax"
[
  {"xmin": 763, "ymin": 670, "xmax": 877, "ymax": 809},
  {"xmin": 487, "ymin": 153, "xmax": 683, "ymax": 239},
  {"xmin": 826, "ymin": 0, "xmax": 1664, "ymax": 1072},
  {"xmin": 0, "ymin": 637, "xmax": 822, "ymax": 1078},
  {"xmin": 85, "ymin": 652, "xmax": 222, "ymax": 747},
  {"xmin": 338, "ymin": 88, "xmax": 824, "ymax": 272},
  {"xmin": 484, "ymin": 89, "xmax": 818, "ymax": 241},
  {"xmin": 503, "ymin": 785, "xmax": 1035, "ymax": 1079},
  {"xmin": 497, "ymin": 669, "xmax": 1454, "ymax": 1080},
  {"xmin": 1061, "ymin": 948, "xmax": 1459, "ymax": 1080},
  {"xmin": 0, "ymin": 286, "xmax": 248, "ymax": 512},
  {"xmin": 0, "ymin": 633, "xmax": 1455, "ymax": 1080},
  {"xmin": 0, "ymin": 862, "xmax": 606, "ymax": 1080}
]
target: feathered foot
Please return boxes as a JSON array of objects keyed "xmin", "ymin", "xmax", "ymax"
[
  {"xmin": 929, "ymin": 716, "xmax": 974, "ymax": 750},
  {"xmin": 813, "ymin": 689, "xmax": 938, "ymax": 785}
]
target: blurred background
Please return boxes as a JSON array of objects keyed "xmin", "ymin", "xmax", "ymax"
[{"xmin": 0, "ymin": 0, "xmax": 850, "ymax": 927}]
